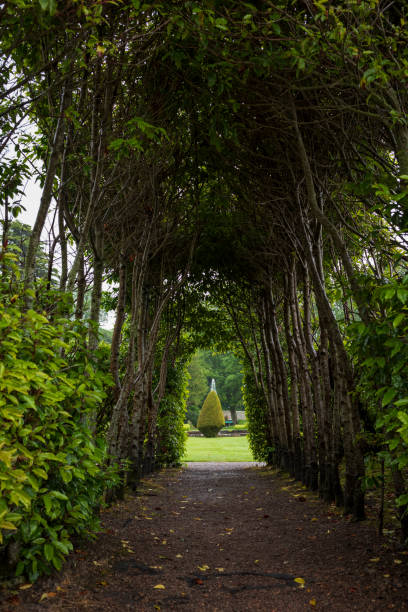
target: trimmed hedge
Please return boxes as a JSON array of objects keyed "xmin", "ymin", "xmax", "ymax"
[{"xmin": 197, "ymin": 390, "xmax": 225, "ymax": 438}]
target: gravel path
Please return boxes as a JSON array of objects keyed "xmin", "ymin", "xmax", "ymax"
[{"xmin": 3, "ymin": 463, "xmax": 408, "ymax": 611}]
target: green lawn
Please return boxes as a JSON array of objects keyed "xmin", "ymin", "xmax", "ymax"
[{"xmin": 183, "ymin": 435, "xmax": 254, "ymax": 462}]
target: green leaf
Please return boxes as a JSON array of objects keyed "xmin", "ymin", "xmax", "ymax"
[
  {"xmin": 397, "ymin": 411, "xmax": 408, "ymax": 426},
  {"xmin": 44, "ymin": 542, "xmax": 54, "ymax": 561},
  {"xmin": 52, "ymin": 555, "xmax": 62, "ymax": 571},
  {"xmin": 382, "ymin": 388, "xmax": 397, "ymax": 407},
  {"xmin": 33, "ymin": 468, "xmax": 48, "ymax": 480},
  {"xmin": 393, "ymin": 313, "xmax": 405, "ymax": 328},
  {"xmin": 26, "ymin": 474, "xmax": 39, "ymax": 491},
  {"xmin": 51, "ymin": 490, "xmax": 68, "ymax": 501},
  {"xmin": 9, "ymin": 490, "xmax": 31, "ymax": 509}
]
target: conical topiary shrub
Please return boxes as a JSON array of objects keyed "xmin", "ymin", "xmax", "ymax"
[{"xmin": 197, "ymin": 390, "xmax": 225, "ymax": 438}]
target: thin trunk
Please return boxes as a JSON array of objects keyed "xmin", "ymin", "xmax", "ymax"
[
  {"xmin": 110, "ymin": 252, "xmax": 127, "ymax": 395},
  {"xmin": 89, "ymin": 225, "xmax": 104, "ymax": 351},
  {"xmin": 300, "ymin": 210, "xmax": 364, "ymax": 517},
  {"xmin": 58, "ymin": 138, "xmax": 68, "ymax": 292},
  {"xmin": 75, "ymin": 253, "xmax": 86, "ymax": 320},
  {"xmin": 302, "ymin": 267, "xmax": 326, "ymax": 493},
  {"xmin": 283, "ymin": 270, "xmax": 301, "ymax": 478},
  {"xmin": 264, "ymin": 291, "xmax": 291, "ymax": 470},
  {"xmin": 291, "ymin": 98, "xmax": 369, "ymax": 324},
  {"xmin": 2, "ymin": 195, "xmax": 9, "ymax": 277},
  {"xmin": 46, "ymin": 235, "xmax": 59, "ymax": 291},
  {"xmin": 24, "ymin": 84, "xmax": 70, "ymax": 295}
]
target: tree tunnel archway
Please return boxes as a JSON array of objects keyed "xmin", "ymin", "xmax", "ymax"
[{"xmin": 2, "ymin": 5, "xmax": 408, "ymax": 583}]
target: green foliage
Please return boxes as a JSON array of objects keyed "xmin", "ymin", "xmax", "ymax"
[
  {"xmin": 348, "ymin": 276, "xmax": 408, "ymax": 514},
  {"xmin": 156, "ymin": 360, "xmax": 188, "ymax": 467},
  {"xmin": 197, "ymin": 390, "xmax": 224, "ymax": 438},
  {"xmin": 242, "ymin": 368, "xmax": 271, "ymax": 463},
  {"xmin": 186, "ymin": 349, "xmax": 243, "ymax": 425},
  {"xmin": 3, "ymin": 222, "xmax": 50, "ymax": 281},
  {"xmin": 0, "ymin": 254, "xmax": 119, "ymax": 581}
]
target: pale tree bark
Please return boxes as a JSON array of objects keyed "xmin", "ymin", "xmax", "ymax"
[
  {"xmin": 24, "ymin": 83, "xmax": 71, "ymax": 297},
  {"xmin": 58, "ymin": 138, "xmax": 68, "ymax": 292},
  {"xmin": 262, "ymin": 290, "xmax": 290, "ymax": 470},
  {"xmin": 299, "ymin": 211, "xmax": 365, "ymax": 519},
  {"xmin": 110, "ymin": 250, "xmax": 127, "ymax": 396},
  {"xmin": 289, "ymin": 270, "xmax": 317, "ymax": 488},
  {"xmin": 283, "ymin": 269, "xmax": 301, "ymax": 479},
  {"xmin": 89, "ymin": 223, "xmax": 104, "ymax": 351},
  {"xmin": 290, "ymin": 98, "xmax": 370, "ymax": 325}
]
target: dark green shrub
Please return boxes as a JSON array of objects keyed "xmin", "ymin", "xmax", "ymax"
[
  {"xmin": 242, "ymin": 367, "xmax": 272, "ymax": 462},
  {"xmin": 197, "ymin": 390, "xmax": 225, "ymax": 437},
  {"xmin": 156, "ymin": 361, "xmax": 188, "ymax": 467}
]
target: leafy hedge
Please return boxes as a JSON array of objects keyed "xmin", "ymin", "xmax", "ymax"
[
  {"xmin": 156, "ymin": 361, "xmax": 188, "ymax": 467},
  {"xmin": 0, "ymin": 260, "xmax": 119, "ymax": 581},
  {"xmin": 242, "ymin": 367, "xmax": 272, "ymax": 462},
  {"xmin": 348, "ymin": 277, "xmax": 408, "ymax": 515},
  {"xmin": 197, "ymin": 390, "xmax": 224, "ymax": 437}
]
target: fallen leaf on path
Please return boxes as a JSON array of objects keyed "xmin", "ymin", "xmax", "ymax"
[
  {"xmin": 194, "ymin": 517, "xmax": 202, "ymax": 521},
  {"xmin": 162, "ymin": 540, "xmax": 167, "ymax": 545},
  {"xmin": 194, "ymin": 579, "xmax": 204, "ymax": 585},
  {"xmin": 309, "ymin": 598, "xmax": 317, "ymax": 606},
  {"xmin": 198, "ymin": 564, "xmax": 210, "ymax": 571},
  {"xmin": 254, "ymin": 560, "xmax": 259, "ymax": 564},
  {"xmin": 216, "ymin": 567, "xmax": 224, "ymax": 572},
  {"xmin": 294, "ymin": 577, "xmax": 305, "ymax": 584},
  {"xmin": 153, "ymin": 584, "xmax": 165, "ymax": 589},
  {"xmin": 40, "ymin": 593, "xmax": 57, "ymax": 601},
  {"xmin": 311, "ymin": 518, "xmax": 318, "ymax": 522},
  {"xmin": 19, "ymin": 584, "xmax": 32, "ymax": 590},
  {"xmin": 176, "ymin": 554, "xmax": 183, "ymax": 558},
  {"xmin": 369, "ymin": 558, "xmax": 380, "ymax": 562},
  {"xmin": 394, "ymin": 559, "xmax": 402, "ymax": 564}
]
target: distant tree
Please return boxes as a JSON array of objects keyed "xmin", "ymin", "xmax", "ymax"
[
  {"xmin": 201, "ymin": 351, "xmax": 243, "ymax": 423},
  {"xmin": 5, "ymin": 221, "xmax": 49, "ymax": 281}
]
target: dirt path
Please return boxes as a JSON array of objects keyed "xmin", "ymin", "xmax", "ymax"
[{"xmin": 2, "ymin": 463, "xmax": 408, "ymax": 611}]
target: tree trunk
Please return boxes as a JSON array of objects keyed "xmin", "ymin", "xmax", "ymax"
[
  {"xmin": 75, "ymin": 252, "xmax": 86, "ymax": 320},
  {"xmin": 110, "ymin": 252, "xmax": 127, "ymax": 397},
  {"xmin": 24, "ymin": 84, "xmax": 71, "ymax": 296},
  {"xmin": 89, "ymin": 225, "xmax": 104, "ymax": 351}
]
